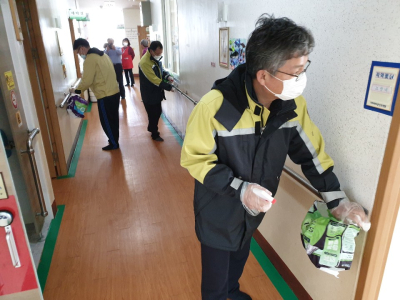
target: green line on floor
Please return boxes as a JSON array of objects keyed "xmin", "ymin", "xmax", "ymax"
[
  {"xmin": 37, "ymin": 205, "xmax": 65, "ymax": 292},
  {"xmin": 161, "ymin": 113, "xmax": 184, "ymax": 146},
  {"xmin": 163, "ymin": 113, "xmax": 297, "ymax": 299},
  {"xmin": 57, "ymin": 119, "xmax": 88, "ymax": 179},
  {"xmin": 250, "ymin": 238, "xmax": 298, "ymax": 299},
  {"xmin": 86, "ymin": 101, "xmax": 93, "ymax": 113}
]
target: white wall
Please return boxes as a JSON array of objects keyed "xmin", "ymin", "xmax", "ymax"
[
  {"xmin": 158, "ymin": 0, "xmax": 398, "ymax": 213},
  {"xmin": 123, "ymin": 8, "xmax": 141, "ymax": 74},
  {"xmin": 150, "ymin": 0, "xmax": 400, "ymax": 299},
  {"xmin": 149, "ymin": 0, "xmax": 164, "ymax": 43},
  {"xmin": 0, "ymin": 0, "xmax": 54, "ymax": 218}
]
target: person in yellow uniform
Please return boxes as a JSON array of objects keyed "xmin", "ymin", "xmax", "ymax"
[
  {"xmin": 139, "ymin": 41, "xmax": 173, "ymax": 142},
  {"xmin": 71, "ymin": 38, "xmax": 120, "ymax": 151},
  {"xmin": 180, "ymin": 15, "xmax": 369, "ymax": 300}
]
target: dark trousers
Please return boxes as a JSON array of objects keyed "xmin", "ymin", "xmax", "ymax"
[
  {"xmin": 143, "ymin": 102, "xmax": 162, "ymax": 139},
  {"xmin": 114, "ymin": 63, "xmax": 125, "ymax": 99},
  {"xmin": 124, "ymin": 68, "xmax": 135, "ymax": 85},
  {"xmin": 201, "ymin": 239, "xmax": 251, "ymax": 300},
  {"xmin": 98, "ymin": 93, "xmax": 120, "ymax": 147}
]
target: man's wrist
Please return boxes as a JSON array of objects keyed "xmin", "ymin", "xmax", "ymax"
[{"xmin": 326, "ymin": 198, "xmax": 344, "ymax": 210}]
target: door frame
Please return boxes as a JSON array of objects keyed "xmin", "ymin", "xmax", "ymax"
[
  {"xmin": 137, "ymin": 25, "xmax": 149, "ymax": 58},
  {"xmin": 355, "ymin": 93, "xmax": 400, "ymax": 299},
  {"xmin": 68, "ymin": 18, "xmax": 81, "ymax": 79},
  {"xmin": 15, "ymin": 0, "xmax": 68, "ymax": 177}
]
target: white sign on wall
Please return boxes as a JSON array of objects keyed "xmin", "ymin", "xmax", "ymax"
[{"xmin": 125, "ymin": 28, "xmax": 138, "ymax": 43}]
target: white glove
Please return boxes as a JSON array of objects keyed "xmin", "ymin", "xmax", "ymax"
[
  {"xmin": 69, "ymin": 87, "xmax": 76, "ymax": 94},
  {"xmin": 330, "ymin": 199, "xmax": 371, "ymax": 231},
  {"xmin": 167, "ymin": 75, "xmax": 174, "ymax": 83},
  {"xmin": 240, "ymin": 182, "xmax": 275, "ymax": 216}
]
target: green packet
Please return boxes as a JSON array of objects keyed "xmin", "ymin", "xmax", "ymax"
[{"xmin": 301, "ymin": 200, "xmax": 361, "ymax": 278}]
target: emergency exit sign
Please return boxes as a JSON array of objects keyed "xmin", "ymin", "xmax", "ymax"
[{"xmin": 69, "ymin": 9, "xmax": 89, "ymax": 21}]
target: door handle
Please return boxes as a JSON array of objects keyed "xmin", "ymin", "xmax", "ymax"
[
  {"xmin": 20, "ymin": 129, "xmax": 48, "ymax": 217},
  {"xmin": 0, "ymin": 211, "xmax": 21, "ymax": 268},
  {"xmin": 5, "ymin": 226, "xmax": 21, "ymax": 268}
]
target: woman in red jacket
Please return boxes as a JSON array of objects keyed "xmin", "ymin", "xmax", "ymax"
[{"xmin": 122, "ymin": 38, "xmax": 135, "ymax": 87}]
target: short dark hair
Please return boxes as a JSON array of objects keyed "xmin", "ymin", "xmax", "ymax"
[
  {"xmin": 73, "ymin": 38, "xmax": 90, "ymax": 50},
  {"xmin": 246, "ymin": 14, "xmax": 315, "ymax": 78},
  {"xmin": 123, "ymin": 38, "xmax": 130, "ymax": 46},
  {"xmin": 149, "ymin": 41, "xmax": 163, "ymax": 51}
]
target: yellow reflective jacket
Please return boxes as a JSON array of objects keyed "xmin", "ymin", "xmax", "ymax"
[
  {"xmin": 76, "ymin": 48, "xmax": 119, "ymax": 100},
  {"xmin": 138, "ymin": 50, "xmax": 172, "ymax": 105},
  {"xmin": 181, "ymin": 64, "xmax": 347, "ymax": 251}
]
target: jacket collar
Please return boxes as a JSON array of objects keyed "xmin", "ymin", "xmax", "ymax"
[
  {"xmin": 87, "ymin": 47, "xmax": 104, "ymax": 56},
  {"xmin": 212, "ymin": 63, "xmax": 297, "ymax": 131}
]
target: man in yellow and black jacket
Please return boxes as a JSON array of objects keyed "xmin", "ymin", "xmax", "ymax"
[
  {"xmin": 181, "ymin": 15, "xmax": 368, "ymax": 300},
  {"xmin": 72, "ymin": 38, "xmax": 120, "ymax": 151},
  {"xmin": 139, "ymin": 41, "xmax": 173, "ymax": 142}
]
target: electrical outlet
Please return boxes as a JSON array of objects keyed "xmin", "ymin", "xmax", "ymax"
[{"xmin": 211, "ymin": 62, "xmax": 216, "ymax": 67}]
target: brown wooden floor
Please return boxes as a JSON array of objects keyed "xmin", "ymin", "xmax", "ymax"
[{"xmin": 44, "ymin": 82, "xmax": 282, "ymax": 300}]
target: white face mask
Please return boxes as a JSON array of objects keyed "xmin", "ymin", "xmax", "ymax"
[
  {"xmin": 264, "ymin": 72, "xmax": 307, "ymax": 101},
  {"xmin": 79, "ymin": 54, "xmax": 86, "ymax": 60},
  {"xmin": 153, "ymin": 55, "xmax": 162, "ymax": 61},
  {"xmin": 123, "ymin": 42, "xmax": 128, "ymax": 46}
]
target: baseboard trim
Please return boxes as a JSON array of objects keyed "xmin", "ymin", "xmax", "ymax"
[
  {"xmin": 66, "ymin": 119, "xmax": 83, "ymax": 171},
  {"xmin": 37, "ymin": 205, "xmax": 65, "ymax": 292},
  {"xmin": 57, "ymin": 120, "xmax": 88, "ymax": 179},
  {"xmin": 161, "ymin": 113, "xmax": 184, "ymax": 143},
  {"xmin": 253, "ymin": 229, "xmax": 312, "ymax": 299},
  {"xmin": 51, "ymin": 200, "xmax": 57, "ymax": 216}
]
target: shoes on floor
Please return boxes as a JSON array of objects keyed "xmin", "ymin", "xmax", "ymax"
[
  {"xmin": 125, "ymin": 84, "xmax": 129, "ymax": 87},
  {"xmin": 102, "ymin": 144, "xmax": 119, "ymax": 151},
  {"xmin": 152, "ymin": 136, "xmax": 164, "ymax": 142},
  {"xmin": 228, "ymin": 290, "xmax": 252, "ymax": 300},
  {"xmin": 131, "ymin": 84, "xmax": 135, "ymax": 87}
]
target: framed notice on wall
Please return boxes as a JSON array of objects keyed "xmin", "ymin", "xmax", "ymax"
[
  {"xmin": 219, "ymin": 27, "xmax": 229, "ymax": 68},
  {"xmin": 364, "ymin": 61, "xmax": 400, "ymax": 116}
]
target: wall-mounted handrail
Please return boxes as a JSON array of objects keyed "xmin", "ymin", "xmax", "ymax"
[
  {"xmin": 21, "ymin": 128, "xmax": 48, "ymax": 217},
  {"xmin": 60, "ymin": 78, "xmax": 82, "ymax": 108},
  {"xmin": 172, "ymin": 85, "xmax": 198, "ymax": 105},
  {"xmin": 283, "ymin": 166, "xmax": 320, "ymax": 198},
  {"xmin": 177, "ymin": 86, "xmax": 320, "ymax": 197}
]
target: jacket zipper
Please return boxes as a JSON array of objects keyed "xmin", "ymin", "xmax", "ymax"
[{"xmin": 260, "ymin": 106, "xmax": 266, "ymax": 136}]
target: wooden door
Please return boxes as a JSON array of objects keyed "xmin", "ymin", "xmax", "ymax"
[
  {"xmin": 15, "ymin": 0, "xmax": 68, "ymax": 177},
  {"xmin": 137, "ymin": 25, "xmax": 149, "ymax": 58}
]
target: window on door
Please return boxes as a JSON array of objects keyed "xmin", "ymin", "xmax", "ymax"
[{"xmin": 162, "ymin": 0, "xmax": 179, "ymax": 76}]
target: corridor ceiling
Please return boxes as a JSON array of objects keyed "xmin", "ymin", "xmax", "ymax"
[{"xmin": 77, "ymin": 0, "xmax": 144, "ymax": 10}]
